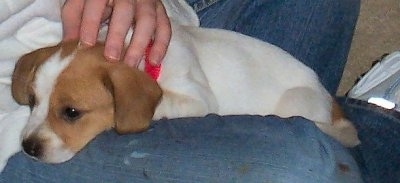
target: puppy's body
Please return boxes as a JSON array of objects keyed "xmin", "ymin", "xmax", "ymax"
[
  {"xmin": 156, "ymin": 25, "xmax": 329, "ymax": 121},
  {"xmin": 12, "ymin": 21, "xmax": 360, "ymax": 163}
]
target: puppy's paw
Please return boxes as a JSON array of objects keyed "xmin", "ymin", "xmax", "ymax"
[
  {"xmin": 316, "ymin": 118, "xmax": 360, "ymax": 147},
  {"xmin": 153, "ymin": 90, "xmax": 218, "ymax": 119}
]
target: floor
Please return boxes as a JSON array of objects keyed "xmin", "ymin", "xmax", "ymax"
[{"xmin": 337, "ymin": 0, "xmax": 400, "ymax": 96}]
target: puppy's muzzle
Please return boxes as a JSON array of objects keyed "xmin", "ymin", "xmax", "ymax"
[{"xmin": 22, "ymin": 137, "xmax": 43, "ymax": 159}]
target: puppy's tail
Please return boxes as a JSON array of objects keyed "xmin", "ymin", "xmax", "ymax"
[{"xmin": 316, "ymin": 101, "xmax": 361, "ymax": 147}]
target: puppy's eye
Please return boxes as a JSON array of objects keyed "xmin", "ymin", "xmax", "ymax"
[
  {"xmin": 28, "ymin": 94, "xmax": 36, "ymax": 110},
  {"xmin": 62, "ymin": 107, "xmax": 81, "ymax": 122}
]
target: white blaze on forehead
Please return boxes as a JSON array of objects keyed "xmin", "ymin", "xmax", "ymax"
[{"xmin": 23, "ymin": 50, "xmax": 75, "ymax": 137}]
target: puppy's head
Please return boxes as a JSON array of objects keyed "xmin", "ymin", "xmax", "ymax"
[{"xmin": 12, "ymin": 41, "xmax": 162, "ymax": 163}]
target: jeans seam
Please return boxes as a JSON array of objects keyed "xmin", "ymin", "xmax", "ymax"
[
  {"xmin": 344, "ymin": 98, "xmax": 400, "ymax": 123},
  {"xmin": 191, "ymin": 0, "xmax": 223, "ymax": 12}
]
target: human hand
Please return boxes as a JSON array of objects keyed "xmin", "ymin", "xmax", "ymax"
[{"xmin": 62, "ymin": 0, "xmax": 171, "ymax": 67}]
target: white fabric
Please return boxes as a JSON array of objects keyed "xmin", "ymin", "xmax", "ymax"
[{"xmin": 0, "ymin": 0, "xmax": 198, "ymax": 173}]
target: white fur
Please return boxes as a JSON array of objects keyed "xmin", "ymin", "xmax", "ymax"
[
  {"xmin": 153, "ymin": 22, "xmax": 331, "ymax": 123},
  {"xmin": 153, "ymin": 22, "xmax": 359, "ymax": 148},
  {"xmin": 22, "ymin": 50, "xmax": 75, "ymax": 163},
  {"xmin": 152, "ymin": 22, "xmax": 358, "ymax": 147},
  {"xmin": 29, "ymin": 125, "xmax": 75, "ymax": 163},
  {"xmin": 23, "ymin": 51, "xmax": 73, "ymax": 136}
]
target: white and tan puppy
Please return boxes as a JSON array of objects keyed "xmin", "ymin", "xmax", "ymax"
[{"xmin": 12, "ymin": 21, "xmax": 360, "ymax": 163}]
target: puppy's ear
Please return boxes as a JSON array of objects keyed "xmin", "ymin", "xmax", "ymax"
[
  {"xmin": 105, "ymin": 64, "xmax": 162, "ymax": 134},
  {"xmin": 12, "ymin": 45, "xmax": 61, "ymax": 104}
]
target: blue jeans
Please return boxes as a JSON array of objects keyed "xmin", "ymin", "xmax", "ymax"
[
  {"xmin": 339, "ymin": 98, "xmax": 400, "ymax": 183},
  {"xmin": 1, "ymin": 0, "xmax": 383, "ymax": 182},
  {"xmin": 2, "ymin": 116, "xmax": 361, "ymax": 183}
]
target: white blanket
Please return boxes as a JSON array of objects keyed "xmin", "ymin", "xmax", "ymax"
[{"xmin": 0, "ymin": 0, "xmax": 199, "ymax": 172}]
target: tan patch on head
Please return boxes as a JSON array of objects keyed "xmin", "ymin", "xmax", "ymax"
[
  {"xmin": 60, "ymin": 40, "xmax": 79, "ymax": 58},
  {"xmin": 107, "ymin": 63, "xmax": 162, "ymax": 134},
  {"xmin": 46, "ymin": 43, "xmax": 115, "ymax": 151},
  {"xmin": 33, "ymin": 41, "xmax": 162, "ymax": 153},
  {"xmin": 12, "ymin": 45, "xmax": 60, "ymax": 104},
  {"xmin": 12, "ymin": 41, "xmax": 79, "ymax": 105}
]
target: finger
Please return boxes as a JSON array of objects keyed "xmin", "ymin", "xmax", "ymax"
[
  {"xmin": 104, "ymin": 0, "xmax": 135, "ymax": 61},
  {"xmin": 149, "ymin": 2, "xmax": 171, "ymax": 65},
  {"xmin": 61, "ymin": 0, "xmax": 85, "ymax": 41},
  {"xmin": 101, "ymin": 6, "xmax": 113, "ymax": 22},
  {"xmin": 80, "ymin": 0, "xmax": 108, "ymax": 47},
  {"xmin": 123, "ymin": 0, "xmax": 157, "ymax": 67}
]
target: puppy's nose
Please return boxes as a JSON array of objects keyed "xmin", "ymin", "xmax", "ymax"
[{"xmin": 22, "ymin": 138, "xmax": 43, "ymax": 158}]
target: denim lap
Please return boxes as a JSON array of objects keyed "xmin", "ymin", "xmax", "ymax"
[{"xmin": 1, "ymin": 115, "xmax": 362, "ymax": 182}]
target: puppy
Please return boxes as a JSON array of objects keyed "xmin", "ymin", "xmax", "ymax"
[{"xmin": 12, "ymin": 21, "xmax": 360, "ymax": 163}]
